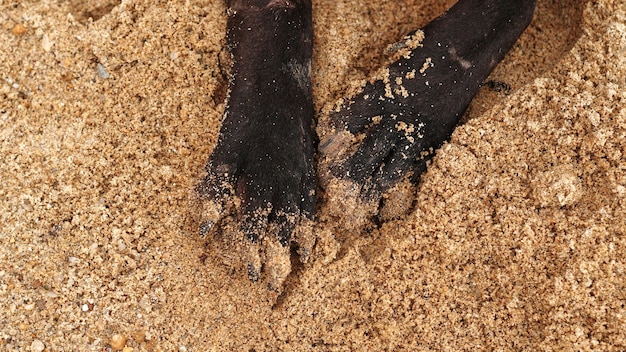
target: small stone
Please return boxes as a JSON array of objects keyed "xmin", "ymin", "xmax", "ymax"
[
  {"xmin": 138, "ymin": 295, "xmax": 151, "ymax": 312},
  {"xmin": 12, "ymin": 24, "xmax": 27, "ymax": 36},
  {"xmin": 97, "ymin": 63, "xmax": 110, "ymax": 79},
  {"xmin": 35, "ymin": 299, "xmax": 46, "ymax": 310},
  {"xmin": 131, "ymin": 330, "xmax": 146, "ymax": 344},
  {"xmin": 122, "ymin": 347, "xmax": 134, "ymax": 352},
  {"xmin": 144, "ymin": 339, "xmax": 157, "ymax": 351},
  {"xmin": 30, "ymin": 340, "xmax": 45, "ymax": 352},
  {"xmin": 110, "ymin": 334, "xmax": 127, "ymax": 351},
  {"xmin": 42, "ymin": 33, "xmax": 53, "ymax": 52}
]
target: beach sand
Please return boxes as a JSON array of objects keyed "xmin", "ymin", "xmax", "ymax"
[{"xmin": 1, "ymin": 0, "xmax": 625, "ymax": 350}]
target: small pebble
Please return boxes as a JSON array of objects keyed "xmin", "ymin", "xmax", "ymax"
[
  {"xmin": 12, "ymin": 24, "xmax": 27, "ymax": 35},
  {"xmin": 30, "ymin": 340, "xmax": 45, "ymax": 352},
  {"xmin": 35, "ymin": 299, "xmax": 46, "ymax": 310},
  {"xmin": 110, "ymin": 334, "xmax": 127, "ymax": 351},
  {"xmin": 41, "ymin": 33, "xmax": 53, "ymax": 52},
  {"xmin": 97, "ymin": 63, "xmax": 110, "ymax": 79},
  {"xmin": 131, "ymin": 330, "xmax": 146, "ymax": 343},
  {"xmin": 144, "ymin": 339, "xmax": 157, "ymax": 351}
]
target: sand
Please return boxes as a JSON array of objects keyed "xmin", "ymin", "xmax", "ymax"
[{"xmin": 1, "ymin": 0, "xmax": 625, "ymax": 350}]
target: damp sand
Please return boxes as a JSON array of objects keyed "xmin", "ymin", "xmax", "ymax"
[{"xmin": 1, "ymin": 0, "xmax": 625, "ymax": 350}]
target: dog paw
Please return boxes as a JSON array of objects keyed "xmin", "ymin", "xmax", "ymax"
[
  {"xmin": 197, "ymin": 0, "xmax": 316, "ymax": 291},
  {"xmin": 318, "ymin": 0, "xmax": 536, "ymax": 228}
]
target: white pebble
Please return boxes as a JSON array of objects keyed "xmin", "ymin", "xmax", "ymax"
[
  {"xmin": 31, "ymin": 339, "xmax": 45, "ymax": 352},
  {"xmin": 97, "ymin": 63, "xmax": 110, "ymax": 79},
  {"xmin": 41, "ymin": 34, "xmax": 53, "ymax": 52}
]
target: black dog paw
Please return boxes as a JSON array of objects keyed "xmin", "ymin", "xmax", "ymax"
[
  {"xmin": 319, "ymin": 0, "xmax": 536, "ymax": 228},
  {"xmin": 197, "ymin": 0, "xmax": 316, "ymax": 290}
]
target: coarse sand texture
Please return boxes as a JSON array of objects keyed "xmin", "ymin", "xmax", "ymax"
[{"xmin": 1, "ymin": 0, "xmax": 625, "ymax": 350}]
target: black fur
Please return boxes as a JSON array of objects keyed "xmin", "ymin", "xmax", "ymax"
[
  {"xmin": 198, "ymin": 0, "xmax": 315, "ymax": 242},
  {"xmin": 199, "ymin": 0, "xmax": 536, "ymax": 286},
  {"xmin": 327, "ymin": 0, "xmax": 536, "ymax": 195}
]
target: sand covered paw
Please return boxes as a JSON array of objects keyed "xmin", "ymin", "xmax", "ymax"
[
  {"xmin": 197, "ymin": 160, "xmax": 316, "ymax": 290},
  {"xmin": 318, "ymin": 0, "xmax": 536, "ymax": 228},
  {"xmin": 196, "ymin": 0, "xmax": 316, "ymax": 290}
]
